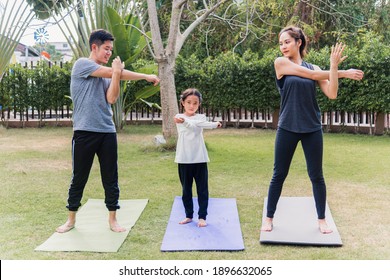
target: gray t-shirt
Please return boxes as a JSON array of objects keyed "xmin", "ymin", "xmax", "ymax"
[
  {"xmin": 70, "ymin": 58, "xmax": 116, "ymax": 133},
  {"xmin": 276, "ymin": 61, "xmax": 322, "ymax": 133}
]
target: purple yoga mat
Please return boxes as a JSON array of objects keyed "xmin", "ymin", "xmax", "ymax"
[{"xmin": 161, "ymin": 196, "xmax": 245, "ymax": 251}]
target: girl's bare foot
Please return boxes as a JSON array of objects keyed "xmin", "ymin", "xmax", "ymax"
[
  {"xmin": 260, "ymin": 217, "xmax": 273, "ymax": 232},
  {"xmin": 179, "ymin": 218, "xmax": 192, "ymax": 224},
  {"xmin": 56, "ymin": 221, "xmax": 75, "ymax": 233},
  {"xmin": 319, "ymin": 219, "xmax": 333, "ymax": 234},
  {"xmin": 197, "ymin": 219, "xmax": 207, "ymax": 227}
]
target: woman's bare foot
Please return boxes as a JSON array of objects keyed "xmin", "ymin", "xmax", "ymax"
[
  {"xmin": 260, "ymin": 217, "xmax": 273, "ymax": 232},
  {"xmin": 179, "ymin": 218, "xmax": 192, "ymax": 225},
  {"xmin": 197, "ymin": 219, "xmax": 207, "ymax": 227},
  {"xmin": 318, "ymin": 219, "xmax": 333, "ymax": 234},
  {"xmin": 56, "ymin": 220, "xmax": 75, "ymax": 233}
]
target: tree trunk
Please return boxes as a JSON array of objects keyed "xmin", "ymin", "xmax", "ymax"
[
  {"xmin": 326, "ymin": 111, "xmax": 331, "ymax": 133},
  {"xmin": 158, "ymin": 59, "xmax": 179, "ymax": 140},
  {"xmin": 146, "ymin": 0, "xmax": 228, "ymax": 140},
  {"xmin": 293, "ymin": 0, "xmax": 313, "ymax": 24}
]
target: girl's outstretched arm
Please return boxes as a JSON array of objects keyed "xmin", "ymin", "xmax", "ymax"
[{"xmin": 175, "ymin": 115, "xmax": 220, "ymax": 129}]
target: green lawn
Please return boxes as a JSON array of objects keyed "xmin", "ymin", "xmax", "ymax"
[{"xmin": 0, "ymin": 125, "xmax": 389, "ymax": 260}]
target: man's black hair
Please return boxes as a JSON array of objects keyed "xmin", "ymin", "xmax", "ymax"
[{"xmin": 89, "ymin": 29, "xmax": 115, "ymax": 50}]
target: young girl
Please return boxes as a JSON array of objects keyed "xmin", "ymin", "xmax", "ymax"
[
  {"xmin": 261, "ymin": 26, "xmax": 364, "ymax": 234},
  {"xmin": 174, "ymin": 88, "xmax": 221, "ymax": 227}
]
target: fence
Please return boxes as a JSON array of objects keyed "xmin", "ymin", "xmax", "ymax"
[
  {"xmin": 2, "ymin": 55, "xmax": 389, "ymax": 135},
  {"xmin": 1, "ymin": 106, "xmax": 389, "ymax": 135}
]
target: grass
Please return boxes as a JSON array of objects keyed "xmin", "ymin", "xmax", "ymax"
[{"xmin": 0, "ymin": 125, "xmax": 389, "ymax": 260}]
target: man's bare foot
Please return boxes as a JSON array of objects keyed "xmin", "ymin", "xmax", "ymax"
[
  {"xmin": 197, "ymin": 219, "xmax": 207, "ymax": 227},
  {"xmin": 109, "ymin": 211, "xmax": 126, "ymax": 232},
  {"xmin": 56, "ymin": 221, "xmax": 75, "ymax": 233},
  {"xmin": 260, "ymin": 217, "xmax": 273, "ymax": 232},
  {"xmin": 319, "ymin": 219, "xmax": 333, "ymax": 234},
  {"xmin": 110, "ymin": 221, "xmax": 126, "ymax": 232},
  {"xmin": 179, "ymin": 218, "xmax": 192, "ymax": 225}
]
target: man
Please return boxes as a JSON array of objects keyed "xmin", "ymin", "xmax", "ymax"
[{"xmin": 56, "ymin": 29, "xmax": 160, "ymax": 233}]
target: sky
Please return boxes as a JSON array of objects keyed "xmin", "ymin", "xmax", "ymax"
[
  {"xmin": 21, "ymin": 19, "xmax": 69, "ymax": 46},
  {"xmin": 1, "ymin": 0, "xmax": 71, "ymax": 46}
]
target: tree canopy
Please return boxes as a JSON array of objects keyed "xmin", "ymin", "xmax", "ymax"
[{"xmin": 177, "ymin": 0, "xmax": 389, "ymax": 59}]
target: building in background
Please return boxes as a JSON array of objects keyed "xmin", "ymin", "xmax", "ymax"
[
  {"xmin": 12, "ymin": 42, "xmax": 47, "ymax": 66},
  {"xmin": 48, "ymin": 41, "xmax": 73, "ymax": 62},
  {"xmin": 11, "ymin": 41, "xmax": 74, "ymax": 66}
]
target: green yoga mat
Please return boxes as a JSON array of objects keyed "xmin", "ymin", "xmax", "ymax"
[{"xmin": 35, "ymin": 199, "xmax": 148, "ymax": 252}]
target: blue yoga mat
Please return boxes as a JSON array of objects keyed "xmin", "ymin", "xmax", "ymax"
[{"xmin": 161, "ymin": 196, "xmax": 245, "ymax": 251}]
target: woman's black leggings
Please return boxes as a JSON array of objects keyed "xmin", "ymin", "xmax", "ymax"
[{"xmin": 266, "ymin": 128, "xmax": 327, "ymax": 219}]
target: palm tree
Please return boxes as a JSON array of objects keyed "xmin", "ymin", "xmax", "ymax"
[
  {"xmin": 106, "ymin": 6, "xmax": 159, "ymax": 130},
  {"xmin": 28, "ymin": 0, "xmax": 159, "ymax": 130},
  {"xmin": 0, "ymin": 0, "xmax": 35, "ymax": 81}
]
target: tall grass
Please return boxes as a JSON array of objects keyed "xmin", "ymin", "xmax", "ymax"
[{"xmin": 0, "ymin": 125, "xmax": 389, "ymax": 260}]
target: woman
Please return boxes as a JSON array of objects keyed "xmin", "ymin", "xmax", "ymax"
[{"xmin": 261, "ymin": 26, "xmax": 364, "ymax": 234}]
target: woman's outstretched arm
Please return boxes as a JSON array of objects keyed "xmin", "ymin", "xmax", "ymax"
[
  {"xmin": 274, "ymin": 53, "xmax": 363, "ymax": 83},
  {"xmin": 316, "ymin": 43, "xmax": 364, "ymax": 99}
]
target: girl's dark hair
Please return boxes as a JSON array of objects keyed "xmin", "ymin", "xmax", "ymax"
[
  {"xmin": 89, "ymin": 29, "xmax": 115, "ymax": 50},
  {"xmin": 279, "ymin": 26, "xmax": 308, "ymax": 58},
  {"xmin": 180, "ymin": 88, "xmax": 203, "ymax": 103}
]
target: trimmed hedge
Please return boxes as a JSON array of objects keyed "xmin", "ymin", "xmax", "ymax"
[
  {"xmin": 0, "ymin": 62, "xmax": 72, "ymax": 122},
  {"xmin": 175, "ymin": 43, "xmax": 390, "ymax": 117},
  {"xmin": 1, "ymin": 37, "xmax": 389, "ymax": 124}
]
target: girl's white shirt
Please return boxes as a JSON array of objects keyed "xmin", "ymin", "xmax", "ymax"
[{"xmin": 174, "ymin": 113, "xmax": 219, "ymax": 164}]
